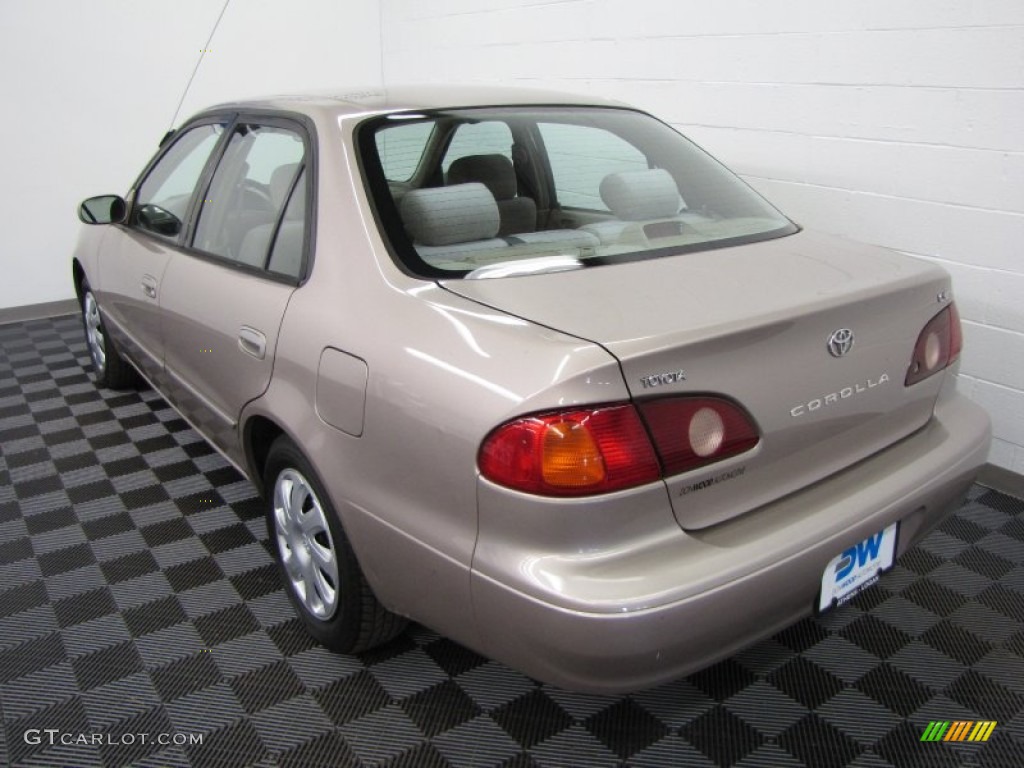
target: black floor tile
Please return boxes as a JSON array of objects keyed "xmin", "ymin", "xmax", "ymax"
[
  {"xmin": 54, "ymin": 587, "xmax": 118, "ymax": 628},
  {"xmin": 99, "ymin": 550, "xmax": 159, "ymax": 584},
  {"xmin": 123, "ymin": 595, "xmax": 188, "ymax": 637},
  {"xmin": 492, "ymin": 689, "xmax": 572, "ymax": 749},
  {"xmin": 402, "ymin": 679, "xmax": 481, "ymax": 738},
  {"xmin": 164, "ymin": 556, "xmax": 224, "ymax": 592},
  {"xmin": 681, "ymin": 704, "xmax": 763, "ymax": 766}
]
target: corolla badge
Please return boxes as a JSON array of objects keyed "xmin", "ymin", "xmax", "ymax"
[
  {"xmin": 827, "ymin": 328, "xmax": 855, "ymax": 358},
  {"xmin": 790, "ymin": 373, "xmax": 890, "ymax": 417}
]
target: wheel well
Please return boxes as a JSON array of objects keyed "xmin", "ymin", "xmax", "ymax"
[
  {"xmin": 245, "ymin": 415, "xmax": 285, "ymax": 496},
  {"xmin": 72, "ymin": 260, "xmax": 86, "ymax": 307}
]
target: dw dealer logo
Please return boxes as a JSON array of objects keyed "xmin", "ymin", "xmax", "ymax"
[{"xmin": 919, "ymin": 720, "xmax": 997, "ymax": 742}]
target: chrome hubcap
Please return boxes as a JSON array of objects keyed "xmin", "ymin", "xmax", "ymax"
[
  {"xmin": 83, "ymin": 292, "xmax": 106, "ymax": 372},
  {"xmin": 273, "ymin": 468, "xmax": 339, "ymax": 620}
]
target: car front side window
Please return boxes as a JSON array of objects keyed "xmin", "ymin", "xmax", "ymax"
[
  {"xmin": 132, "ymin": 123, "xmax": 224, "ymax": 239},
  {"xmin": 193, "ymin": 123, "xmax": 306, "ymax": 270}
]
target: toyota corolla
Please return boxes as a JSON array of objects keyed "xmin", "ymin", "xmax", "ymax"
[{"xmin": 71, "ymin": 86, "xmax": 991, "ymax": 692}]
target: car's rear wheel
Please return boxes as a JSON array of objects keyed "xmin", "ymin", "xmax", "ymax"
[
  {"xmin": 265, "ymin": 436, "xmax": 407, "ymax": 653},
  {"xmin": 81, "ymin": 281, "xmax": 135, "ymax": 389}
]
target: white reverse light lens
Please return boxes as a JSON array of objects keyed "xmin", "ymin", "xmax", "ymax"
[
  {"xmin": 924, "ymin": 332, "xmax": 942, "ymax": 370},
  {"xmin": 689, "ymin": 407, "xmax": 725, "ymax": 458}
]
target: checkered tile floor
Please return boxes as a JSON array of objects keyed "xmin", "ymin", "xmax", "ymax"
[{"xmin": 1, "ymin": 314, "xmax": 1023, "ymax": 768}]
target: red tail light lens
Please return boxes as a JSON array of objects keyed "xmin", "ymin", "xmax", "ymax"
[
  {"xmin": 905, "ymin": 303, "xmax": 961, "ymax": 386},
  {"xmin": 478, "ymin": 405, "xmax": 660, "ymax": 496},
  {"xmin": 479, "ymin": 397, "xmax": 760, "ymax": 496},
  {"xmin": 638, "ymin": 397, "xmax": 760, "ymax": 475}
]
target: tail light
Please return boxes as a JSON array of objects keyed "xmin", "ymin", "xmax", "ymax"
[
  {"xmin": 479, "ymin": 397, "xmax": 759, "ymax": 497},
  {"xmin": 478, "ymin": 405, "xmax": 660, "ymax": 496},
  {"xmin": 905, "ymin": 303, "xmax": 962, "ymax": 386},
  {"xmin": 636, "ymin": 397, "xmax": 760, "ymax": 475}
]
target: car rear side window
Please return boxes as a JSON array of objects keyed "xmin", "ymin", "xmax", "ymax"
[
  {"xmin": 375, "ymin": 121, "xmax": 434, "ymax": 182},
  {"xmin": 442, "ymin": 121, "xmax": 513, "ymax": 174},
  {"xmin": 193, "ymin": 124, "xmax": 306, "ymax": 271},
  {"xmin": 133, "ymin": 124, "xmax": 223, "ymax": 239}
]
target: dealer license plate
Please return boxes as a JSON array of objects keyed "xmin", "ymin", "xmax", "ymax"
[{"xmin": 818, "ymin": 523, "xmax": 898, "ymax": 613}]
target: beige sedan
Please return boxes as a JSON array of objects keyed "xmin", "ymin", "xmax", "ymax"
[{"xmin": 72, "ymin": 86, "xmax": 990, "ymax": 692}]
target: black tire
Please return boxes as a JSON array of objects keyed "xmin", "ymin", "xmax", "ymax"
[
  {"xmin": 80, "ymin": 280, "xmax": 136, "ymax": 389},
  {"xmin": 264, "ymin": 436, "xmax": 407, "ymax": 653}
]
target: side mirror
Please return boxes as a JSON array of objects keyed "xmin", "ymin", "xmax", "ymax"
[{"xmin": 79, "ymin": 195, "xmax": 127, "ymax": 225}]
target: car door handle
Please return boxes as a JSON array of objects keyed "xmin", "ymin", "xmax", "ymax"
[
  {"xmin": 238, "ymin": 326, "xmax": 266, "ymax": 360},
  {"xmin": 141, "ymin": 275, "xmax": 158, "ymax": 299}
]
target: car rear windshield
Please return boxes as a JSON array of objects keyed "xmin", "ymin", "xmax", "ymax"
[{"xmin": 358, "ymin": 106, "xmax": 798, "ymax": 279}]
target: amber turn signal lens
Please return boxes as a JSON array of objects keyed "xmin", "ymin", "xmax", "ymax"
[{"xmin": 541, "ymin": 420, "xmax": 606, "ymax": 487}]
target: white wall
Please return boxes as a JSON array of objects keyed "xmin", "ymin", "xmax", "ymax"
[
  {"xmin": 380, "ymin": 0, "xmax": 1024, "ymax": 474},
  {"xmin": 0, "ymin": 0, "xmax": 381, "ymax": 310},
  {"xmin": 2, "ymin": 0, "xmax": 1021, "ymax": 474}
]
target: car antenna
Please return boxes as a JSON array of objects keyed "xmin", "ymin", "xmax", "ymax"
[{"xmin": 167, "ymin": 0, "xmax": 231, "ymax": 131}]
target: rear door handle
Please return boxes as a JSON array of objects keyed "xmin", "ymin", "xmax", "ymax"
[
  {"xmin": 141, "ymin": 275, "xmax": 158, "ymax": 299},
  {"xmin": 238, "ymin": 326, "xmax": 266, "ymax": 360}
]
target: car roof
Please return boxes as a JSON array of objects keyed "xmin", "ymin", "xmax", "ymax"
[{"xmin": 201, "ymin": 84, "xmax": 629, "ymax": 121}]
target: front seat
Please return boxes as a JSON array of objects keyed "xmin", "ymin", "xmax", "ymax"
[
  {"xmin": 447, "ymin": 154, "xmax": 536, "ymax": 237},
  {"xmin": 237, "ymin": 164, "xmax": 305, "ymax": 275}
]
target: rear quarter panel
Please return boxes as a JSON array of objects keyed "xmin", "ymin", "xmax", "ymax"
[{"xmin": 242, "ymin": 111, "xmax": 629, "ymax": 642}]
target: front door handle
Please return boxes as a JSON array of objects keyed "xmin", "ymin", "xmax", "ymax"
[
  {"xmin": 141, "ymin": 275, "xmax": 158, "ymax": 299},
  {"xmin": 238, "ymin": 326, "xmax": 266, "ymax": 360}
]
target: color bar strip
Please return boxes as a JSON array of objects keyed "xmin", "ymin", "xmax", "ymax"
[
  {"xmin": 968, "ymin": 721, "xmax": 997, "ymax": 742},
  {"xmin": 945, "ymin": 721, "xmax": 970, "ymax": 741},
  {"xmin": 921, "ymin": 721, "xmax": 949, "ymax": 741}
]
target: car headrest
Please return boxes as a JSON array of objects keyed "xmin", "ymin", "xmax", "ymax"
[
  {"xmin": 400, "ymin": 183, "xmax": 500, "ymax": 246},
  {"xmin": 447, "ymin": 154, "xmax": 517, "ymax": 201},
  {"xmin": 270, "ymin": 163, "xmax": 301, "ymax": 209},
  {"xmin": 600, "ymin": 168, "xmax": 683, "ymax": 221}
]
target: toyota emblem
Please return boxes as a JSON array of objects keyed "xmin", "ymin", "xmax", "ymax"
[{"xmin": 827, "ymin": 328, "xmax": 855, "ymax": 358}]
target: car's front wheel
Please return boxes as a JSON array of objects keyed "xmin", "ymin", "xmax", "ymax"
[
  {"xmin": 265, "ymin": 436, "xmax": 407, "ymax": 653},
  {"xmin": 81, "ymin": 280, "xmax": 135, "ymax": 389}
]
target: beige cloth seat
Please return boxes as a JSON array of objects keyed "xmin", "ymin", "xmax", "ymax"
[
  {"xmin": 581, "ymin": 168, "xmax": 685, "ymax": 244},
  {"xmin": 400, "ymin": 183, "xmax": 508, "ymax": 264},
  {"xmin": 400, "ymin": 182, "xmax": 600, "ymax": 268},
  {"xmin": 447, "ymin": 154, "xmax": 536, "ymax": 236},
  {"xmin": 238, "ymin": 164, "xmax": 306, "ymax": 276}
]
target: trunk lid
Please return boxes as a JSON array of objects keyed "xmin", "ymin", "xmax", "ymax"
[{"xmin": 442, "ymin": 230, "xmax": 952, "ymax": 530}]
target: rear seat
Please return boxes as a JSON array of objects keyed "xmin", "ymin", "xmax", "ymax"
[
  {"xmin": 400, "ymin": 183, "xmax": 598, "ymax": 268},
  {"xmin": 399, "ymin": 183, "xmax": 508, "ymax": 264},
  {"xmin": 581, "ymin": 168, "xmax": 685, "ymax": 244}
]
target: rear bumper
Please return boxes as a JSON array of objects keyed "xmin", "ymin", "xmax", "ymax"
[{"xmin": 470, "ymin": 391, "xmax": 991, "ymax": 693}]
